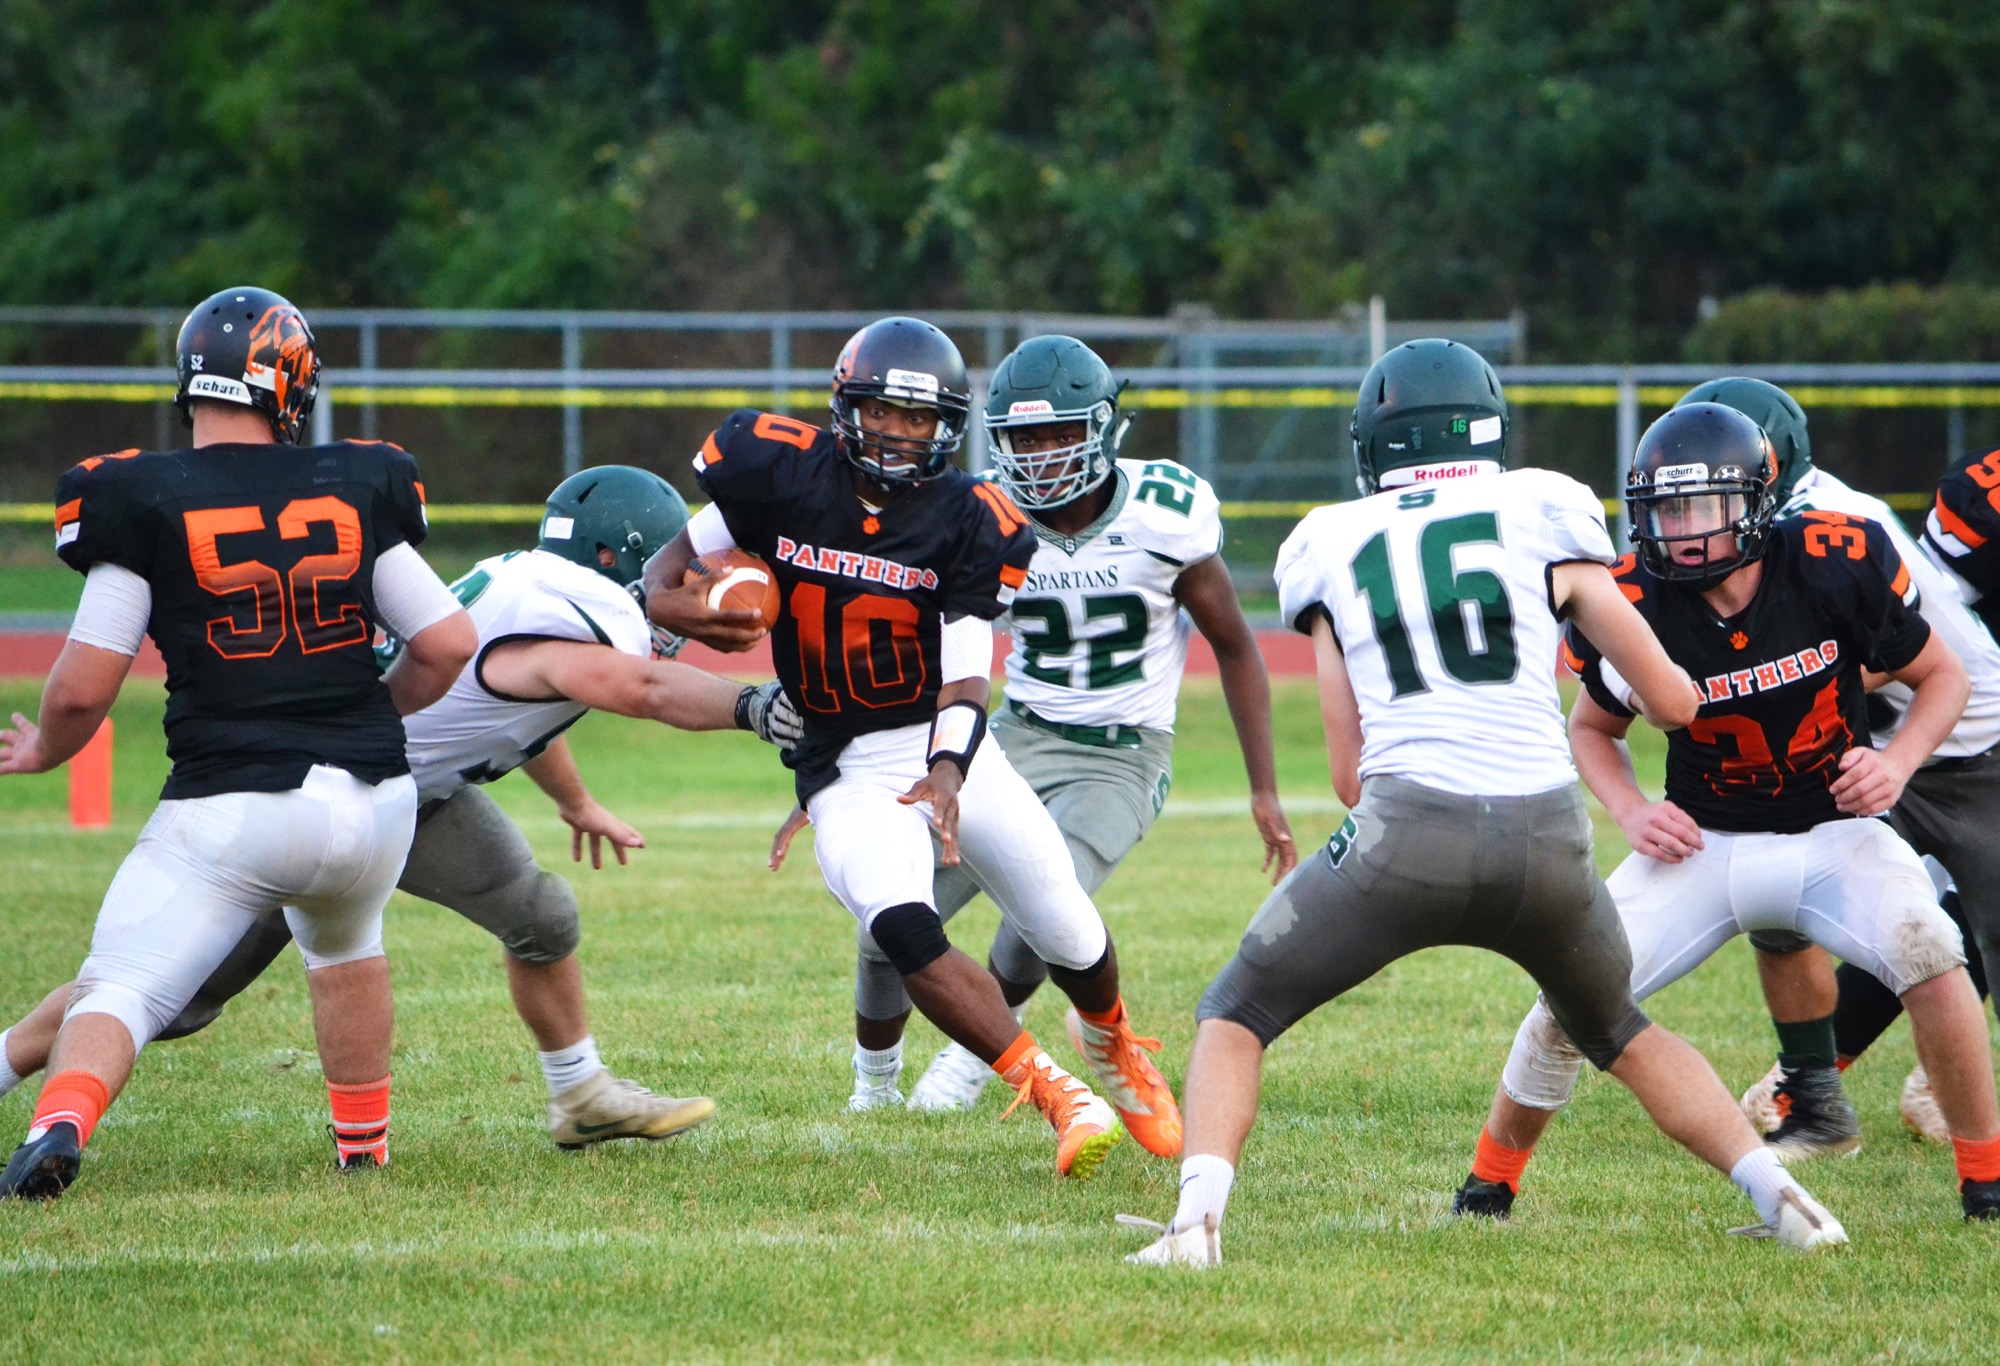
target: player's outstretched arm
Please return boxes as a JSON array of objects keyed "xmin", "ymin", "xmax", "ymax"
[
  {"xmin": 1308, "ymin": 615, "xmax": 1362, "ymax": 809},
  {"xmin": 521, "ymin": 737, "xmax": 645, "ymax": 869},
  {"xmin": 899, "ymin": 676, "xmax": 989, "ymax": 867},
  {"xmin": 383, "ymin": 609, "xmax": 478, "ymax": 716},
  {"xmin": 1831, "ymin": 632, "xmax": 1969, "ymax": 817},
  {"xmin": 1570, "ymin": 690, "xmax": 1703, "ymax": 863},
  {"xmin": 0, "ymin": 640, "xmax": 132, "ymax": 775},
  {"xmin": 482, "ymin": 638, "xmax": 749, "ymax": 730},
  {"xmin": 642, "ymin": 529, "xmax": 768, "ymax": 653},
  {"xmin": 1177, "ymin": 555, "xmax": 1295, "ymax": 881},
  {"xmin": 1552, "ymin": 561, "xmax": 1698, "ymax": 730}
]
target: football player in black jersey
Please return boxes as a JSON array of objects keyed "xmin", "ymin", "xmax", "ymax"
[
  {"xmin": 0, "ymin": 288, "xmax": 477, "ymax": 1200},
  {"xmin": 644, "ymin": 317, "xmax": 1180, "ymax": 1178},
  {"xmin": 1456, "ymin": 402, "xmax": 2000, "ymax": 1224}
]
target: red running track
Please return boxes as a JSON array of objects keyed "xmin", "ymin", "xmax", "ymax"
[{"xmin": 0, "ymin": 628, "xmax": 1319, "ymax": 680}]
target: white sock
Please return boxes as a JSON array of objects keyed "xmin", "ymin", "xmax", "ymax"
[
  {"xmin": 1730, "ymin": 1146, "xmax": 1800, "ymax": 1225},
  {"xmin": 0, "ymin": 1030, "xmax": 20, "ymax": 1099},
  {"xmin": 854, "ymin": 1042, "xmax": 902, "ymax": 1085},
  {"xmin": 1172, "ymin": 1153, "xmax": 1236, "ymax": 1234},
  {"xmin": 538, "ymin": 1036, "xmax": 603, "ymax": 1097}
]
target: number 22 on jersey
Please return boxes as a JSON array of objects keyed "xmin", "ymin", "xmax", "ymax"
[
  {"xmin": 1349, "ymin": 490, "xmax": 1519, "ymax": 697},
  {"xmin": 185, "ymin": 497, "xmax": 369, "ymax": 659}
]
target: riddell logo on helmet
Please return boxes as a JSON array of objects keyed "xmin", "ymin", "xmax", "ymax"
[
  {"xmin": 1008, "ymin": 400, "xmax": 1055, "ymax": 416},
  {"xmin": 1379, "ymin": 460, "xmax": 1499, "ymax": 487}
]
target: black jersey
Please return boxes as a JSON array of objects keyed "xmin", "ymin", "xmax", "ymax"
[
  {"xmin": 55, "ymin": 440, "xmax": 430, "ymax": 799},
  {"xmin": 1924, "ymin": 449, "xmax": 2000, "ymax": 638},
  {"xmin": 1566, "ymin": 512, "xmax": 1930, "ymax": 834},
  {"xmin": 693, "ymin": 410, "xmax": 1035, "ymax": 794}
]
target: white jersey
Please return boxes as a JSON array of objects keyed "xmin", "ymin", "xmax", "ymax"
[
  {"xmin": 1782, "ymin": 468, "xmax": 2000, "ymax": 759},
  {"xmin": 1000, "ymin": 460, "xmax": 1223, "ymax": 732},
  {"xmin": 1276, "ymin": 467, "xmax": 1614, "ymax": 797},
  {"xmin": 404, "ymin": 549, "xmax": 652, "ymax": 801}
]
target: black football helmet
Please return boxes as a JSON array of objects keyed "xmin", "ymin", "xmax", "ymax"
[
  {"xmin": 1626, "ymin": 402, "xmax": 1777, "ymax": 587},
  {"xmin": 829, "ymin": 317, "xmax": 972, "ymax": 487},
  {"xmin": 174, "ymin": 287, "xmax": 321, "ymax": 443},
  {"xmin": 1350, "ymin": 339, "xmax": 1509, "ymax": 496}
]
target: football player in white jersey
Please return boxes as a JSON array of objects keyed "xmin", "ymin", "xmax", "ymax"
[
  {"xmin": 0, "ymin": 467, "xmax": 803, "ymax": 1150},
  {"xmin": 1122, "ymin": 341, "xmax": 1844, "ymax": 1267},
  {"xmin": 1687, "ymin": 380, "xmax": 2000, "ymax": 1155},
  {"xmin": 833, "ymin": 335, "xmax": 1296, "ymax": 1120}
]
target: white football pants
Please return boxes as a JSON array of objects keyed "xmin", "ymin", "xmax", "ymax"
[
  {"xmin": 1502, "ymin": 816, "xmax": 1965, "ymax": 1109},
  {"xmin": 69, "ymin": 766, "xmax": 418, "ymax": 1052},
  {"xmin": 807, "ymin": 723, "xmax": 1109, "ymax": 971}
]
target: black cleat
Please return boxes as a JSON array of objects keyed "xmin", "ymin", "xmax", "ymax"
[
  {"xmin": 0, "ymin": 1122, "xmax": 82, "ymax": 1201},
  {"xmin": 1452, "ymin": 1173, "xmax": 1515, "ymax": 1220},
  {"xmin": 1963, "ymin": 1178, "xmax": 2000, "ymax": 1222},
  {"xmin": 1764, "ymin": 1065, "xmax": 1861, "ymax": 1162},
  {"xmin": 326, "ymin": 1122, "xmax": 387, "ymax": 1172}
]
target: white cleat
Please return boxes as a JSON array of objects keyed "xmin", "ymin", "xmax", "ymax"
[
  {"xmin": 1900, "ymin": 1065, "xmax": 1951, "ymax": 1144},
  {"xmin": 1119, "ymin": 1213, "xmax": 1221, "ymax": 1268},
  {"xmin": 908, "ymin": 1041, "xmax": 994, "ymax": 1112},
  {"xmin": 848, "ymin": 1053, "xmax": 904, "ymax": 1113},
  {"xmin": 1728, "ymin": 1187, "xmax": 1849, "ymax": 1252},
  {"xmin": 547, "ymin": 1069, "xmax": 715, "ymax": 1149},
  {"xmin": 1739, "ymin": 1061, "xmax": 1783, "ymax": 1134}
]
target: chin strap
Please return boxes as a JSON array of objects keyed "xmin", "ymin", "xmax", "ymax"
[{"xmin": 926, "ymin": 700, "xmax": 988, "ymax": 778}]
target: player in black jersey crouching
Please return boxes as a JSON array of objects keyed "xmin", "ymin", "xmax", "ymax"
[{"xmin": 1457, "ymin": 402, "xmax": 2000, "ymax": 1226}]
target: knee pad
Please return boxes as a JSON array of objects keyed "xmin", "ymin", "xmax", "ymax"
[
  {"xmin": 854, "ymin": 925, "xmax": 914, "ymax": 1019},
  {"xmin": 296, "ymin": 933, "xmax": 386, "ymax": 972},
  {"xmin": 1501, "ymin": 999, "xmax": 1586, "ymax": 1111},
  {"xmin": 1747, "ymin": 930, "xmax": 1815, "ymax": 955},
  {"xmin": 492, "ymin": 871, "xmax": 582, "ymax": 966},
  {"xmin": 1045, "ymin": 942, "xmax": 1110, "ymax": 986},
  {"xmin": 869, "ymin": 902, "xmax": 951, "ymax": 977},
  {"xmin": 63, "ymin": 981, "xmax": 156, "ymax": 1055},
  {"xmin": 1883, "ymin": 899, "xmax": 1967, "ymax": 993}
]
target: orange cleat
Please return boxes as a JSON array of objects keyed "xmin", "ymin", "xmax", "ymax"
[
  {"xmin": 999, "ymin": 1047, "xmax": 1123, "ymax": 1179},
  {"xmin": 1065, "ymin": 1003, "xmax": 1183, "ymax": 1159}
]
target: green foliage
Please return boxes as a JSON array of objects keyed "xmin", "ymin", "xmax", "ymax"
[
  {"xmin": 1687, "ymin": 283, "xmax": 2000, "ymax": 363},
  {"xmin": 4, "ymin": 2, "xmax": 2000, "ymax": 355}
]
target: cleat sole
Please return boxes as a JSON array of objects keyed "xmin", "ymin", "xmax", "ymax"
[
  {"xmin": 1062, "ymin": 1124, "xmax": 1123, "ymax": 1180},
  {"xmin": 1766, "ymin": 1133, "xmax": 1861, "ymax": 1163}
]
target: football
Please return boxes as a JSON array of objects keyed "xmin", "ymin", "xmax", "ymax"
[{"xmin": 685, "ymin": 547, "xmax": 780, "ymax": 627}]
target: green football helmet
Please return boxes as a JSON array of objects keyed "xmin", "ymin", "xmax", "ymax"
[
  {"xmin": 1350, "ymin": 339, "xmax": 1509, "ymax": 495},
  {"xmin": 538, "ymin": 465, "xmax": 691, "ymax": 655},
  {"xmin": 985, "ymin": 335, "xmax": 1128, "ymax": 509},
  {"xmin": 1673, "ymin": 377, "xmax": 1812, "ymax": 505}
]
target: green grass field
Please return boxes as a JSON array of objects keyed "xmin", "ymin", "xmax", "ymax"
[{"xmin": 0, "ymin": 679, "xmax": 1992, "ymax": 1363}]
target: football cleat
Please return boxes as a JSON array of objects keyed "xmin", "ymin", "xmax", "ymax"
[
  {"xmin": 908, "ymin": 1041, "xmax": 993, "ymax": 1112},
  {"xmin": 1962, "ymin": 1178, "xmax": 2000, "ymax": 1221},
  {"xmin": 0, "ymin": 1122, "xmax": 81, "ymax": 1201},
  {"xmin": 847, "ymin": 1051, "xmax": 905, "ymax": 1113},
  {"xmin": 1901, "ymin": 1066, "xmax": 1951, "ymax": 1144},
  {"xmin": 1451, "ymin": 1174, "xmax": 1516, "ymax": 1221},
  {"xmin": 549, "ymin": 1069, "xmax": 715, "ymax": 1149},
  {"xmin": 336, "ymin": 1146, "xmax": 385, "ymax": 1173},
  {"xmin": 1065, "ymin": 1005, "xmax": 1183, "ymax": 1159},
  {"xmin": 1759, "ymin": 1065, "xmax": 1861, "ymax": 1161},
  {"xmin": 1119, "ymin": 1213, "xmax": 1221, "ymax": 1268},
  {"xmin": 1728, "ymin": 1186, "xmax": 1849, "ymax": 1251},
  {"xmin": 998, "ymin": 1048, "xmax": 1122, "ymax": 1178}
]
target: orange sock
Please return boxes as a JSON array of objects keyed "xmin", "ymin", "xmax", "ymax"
[
  {"xmin": 1836, "ymin": 1056, "xmax": 1853, "ymax": 1073},
  {"xmin": 328, "ymin": 1076, "xmax": 391, "ymax": 1167},
  {"xmin": 30, "ymin": 1070, "xmax": 112, "ymax": 1147},
  {"xmin": 1471, "ymin": 1125, "xmax": 1534, "ymax": 1192},
  {"xmin": 992, "ymin": 1032, "xmax": 1039, "ymax": 1080},
  {"xmin": 1078, "ymin": 998, "xmax": 1125, "ymax": 1028},
  {"xmin": 1952, "ymin": 1133, "xmax": 2000, "ymax": 1184}
]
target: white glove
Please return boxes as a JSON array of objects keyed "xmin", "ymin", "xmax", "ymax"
[{"xmin": 736, "ymin": 680, "xmax": 803, "ymax": 749}]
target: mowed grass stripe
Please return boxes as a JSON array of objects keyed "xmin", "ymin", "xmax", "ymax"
[{"xmin": 0, "ymin": 680, "xmax": 1991, "ymax": 1363}]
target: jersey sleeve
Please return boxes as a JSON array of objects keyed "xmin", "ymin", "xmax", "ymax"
[
  {"xmin": 1133, "ymin": 462, "xmax": 1225, "ymax": 566},
  {"xmin": 690, "ymin": 409, "xmax": 819, "ymax": 555},
  {"xmin": 1520, "ymin": 470, "xmax": 1616, "ymax": 566},
  {"xmin": 367, "ymin": 441, "xmax": 429, "ymax": 551},
  {"xmin": 1925, "ymin": 454, "xmax": 2000, "ymax": 603},
  {"xmin": 1802, "ymin": 514, "xmax": 1932, "ymax": 673},
  {"xmin": 940, "ymin": 480, "xmax": 1036, "ymax": 621},
  {"xmin": 1274, "ymin": 507, "xmax": 1341, "ymax": 637},
  {"xmin": 54, "ymin": 453, "xmax": 155, "ymax": 578}
]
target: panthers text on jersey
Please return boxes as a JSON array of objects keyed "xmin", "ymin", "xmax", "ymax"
[
  {"xmin": 1276, "ymin": 466, "xmax": 1615, "ymax": 797},
  {"xmin": 55, "ymin": 440, "xmax": 428, "ymax": 799},
  {"xmin": 1001, "ymin": 459, "xmax": 1222, "ymax": 731},
  {"xmin": 1783, "ymin": 466, "xmax": 2000, "ymax": 759},
  {"xmin": 1925, "ymin": 448, "xmax": 2000, "ymax": 639},
  {"xmin": 694, "ymin": 410, "xmax": 1035, "ymax": 754},
  {"xmin": 1568, "ymin": 513, "xmax": 1930, "ymax": 834},
  {"xmin": 398, "ymin": 549, "xmax": 653, "ymax": 802}
]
